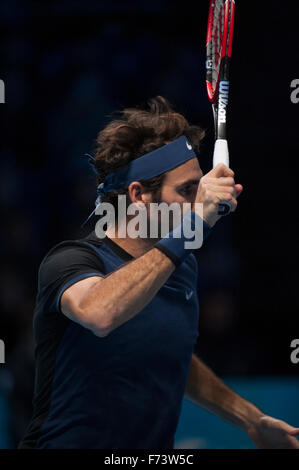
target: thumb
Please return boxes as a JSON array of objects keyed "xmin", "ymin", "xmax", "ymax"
[
  {"xmin": 235, "ymin": 184, "xmax": 243, "ymax": 198},
  {"xmin": 288, "ymin": 428, "xmax": 299, "ymax": 437}
]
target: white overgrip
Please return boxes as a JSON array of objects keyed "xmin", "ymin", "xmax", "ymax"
[
  {"xmin": 213, "ymin": 139, "xmax": 229, "ymax": 168},
  {"xmin": 212, "ymin": 139, "xmax": 231, "ymax": 215}
]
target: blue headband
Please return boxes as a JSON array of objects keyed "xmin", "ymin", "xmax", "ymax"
[
  {"xmin": 97, "ymin": 135, "xmax": 195, "ymax": 199},
  {"xmin": 82, "ymin": 135, "xmax": 196, "ymax": 227}
]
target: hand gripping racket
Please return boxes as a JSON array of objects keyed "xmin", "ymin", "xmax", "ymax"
[{"xmin": 206, "ymin": 0, "xmax": 235, "ymax": 216}]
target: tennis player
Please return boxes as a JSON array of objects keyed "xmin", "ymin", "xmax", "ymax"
[{"xmin": 19, "ymin": 96, "xmax": 299, "ymax": 449}]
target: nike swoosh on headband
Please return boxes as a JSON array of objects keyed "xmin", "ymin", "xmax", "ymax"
[{"xmin": 81, "ymin": 135, "xmax": 196, "ymax": 228}]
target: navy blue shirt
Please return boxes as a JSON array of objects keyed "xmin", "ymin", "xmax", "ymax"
[{"xmin": 19, "ymin": 231, "xmax": 199, "ymax": 449}]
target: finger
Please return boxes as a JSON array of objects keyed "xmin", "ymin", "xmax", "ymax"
[
  {"xmin": 199, "ymin": 175, "xmax": 235, "ymax": 186},
  {"xmin": 205, "ymin": 184, "xmax": 237, "ymax": 199},
  {"xmin": 202, "ymin": 178, "xmax": 243, "ymax": 195},
  {"xmin": 288, "ymin": 428, "xmax": 299, "ymax": 437},
  {"xmin": 203, "ymin": 176, "xmax": 236, "ymax": 186},
  {"xmin": 290, "ymin": 438, "xmax": 299, "ymax": 448},
  {"xmin": 208, "ymin": 163, "xmax": 235, "ymax": 179},
  {"xmin": 271, "ymin": 419, "xmax": 299, "ymax": 435}
]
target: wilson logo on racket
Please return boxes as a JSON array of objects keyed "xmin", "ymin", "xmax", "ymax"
[
  {"xmin": 218, "ymin": 81, "xmax": 229, "ymax": 124},
  {"xmin": 206, "ymin": 0, "xmax": 235, "ymax": 216}
]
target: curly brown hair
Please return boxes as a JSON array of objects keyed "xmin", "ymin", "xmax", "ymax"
[{"xmin": 93, "ymin": 95, "xmax": 205, "ymax": 211}]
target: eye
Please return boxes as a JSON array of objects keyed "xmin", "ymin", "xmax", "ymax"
[{"xmin": 179, "ymin": 185, "xmax": 195, "ymax": 196}]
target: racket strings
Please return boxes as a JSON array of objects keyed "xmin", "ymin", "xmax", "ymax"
[{"xmin": 210, "ymin": 1, "xmax": 225, "ymax": 92}]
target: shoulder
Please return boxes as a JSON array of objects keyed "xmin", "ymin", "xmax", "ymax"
[
  {"xmin": 40, "ymin": 238, "xmax": 97, "ymax": 265},
  {"xmin": 37, "ymin": 234, "xmax": 106, "ymax": 289},
  {"xmin": 35, "ymin": 233, "xmax": 106, "ymax": 314}
]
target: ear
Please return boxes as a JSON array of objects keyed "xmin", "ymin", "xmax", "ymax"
[{"xmin": 128, "ymin": 181, "xmax": 153, "ymax": 205}]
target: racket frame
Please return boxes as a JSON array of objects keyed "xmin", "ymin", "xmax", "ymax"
[{"xmin": 206, "ymin": 0, "xmax": 235, "ymax": 215}]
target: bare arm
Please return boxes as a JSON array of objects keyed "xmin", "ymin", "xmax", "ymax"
[
  {"xmin": 185, "ymin": 353, "xmax": 263, "ymax": 432},
  {"xmin": 61, "ymin": 246, "xmax": 175, "ymax": 337},
  {"xmin": 185, "ymin": 354, "xmax": 299, "ymax": 448},
  {"xmin": 62, "ymin": 163, "xmax": 241, "ymax": 338}
]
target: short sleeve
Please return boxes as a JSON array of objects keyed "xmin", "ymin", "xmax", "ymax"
[{"xmin": 36, "ymin": 241, "xmax": 106, "ymax": 314}]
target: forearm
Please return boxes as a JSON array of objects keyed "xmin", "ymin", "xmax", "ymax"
[
  {"xmin": 185, "ymin": 353, "xmax": 264, "ymax": 432},
  {"xmin": 79, "ymin": 246, "xmax": 175, "ymax": 336},
  {"xmin": 78, "ymin": 210, "xmax": 210, "ymax": 336}
]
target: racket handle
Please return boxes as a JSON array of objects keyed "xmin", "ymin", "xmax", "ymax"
[
  {"xmin": 213, "ymin": 138, "xmax": 229, "ymax": 167},
  {"xmin": 213, "ymin": 139, "xmax": 231, "ymax": 216}
]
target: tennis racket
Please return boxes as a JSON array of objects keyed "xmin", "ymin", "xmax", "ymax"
[{"xmin": 206, "ymin": 0, "xmax": 235, "ymax": 216}]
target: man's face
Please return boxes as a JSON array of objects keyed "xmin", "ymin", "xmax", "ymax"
[
  {"xmin": 159, "ymin": 157, "xmax": 202, "ymax": 206},
  {"xmin": 144, "ymin": 157, "xmax": 203, "ymax": 238}
]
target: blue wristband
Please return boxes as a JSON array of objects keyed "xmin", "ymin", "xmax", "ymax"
[{"xmin": 155, "ymin": 210, "xmax": 211, "ymax": 267}]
